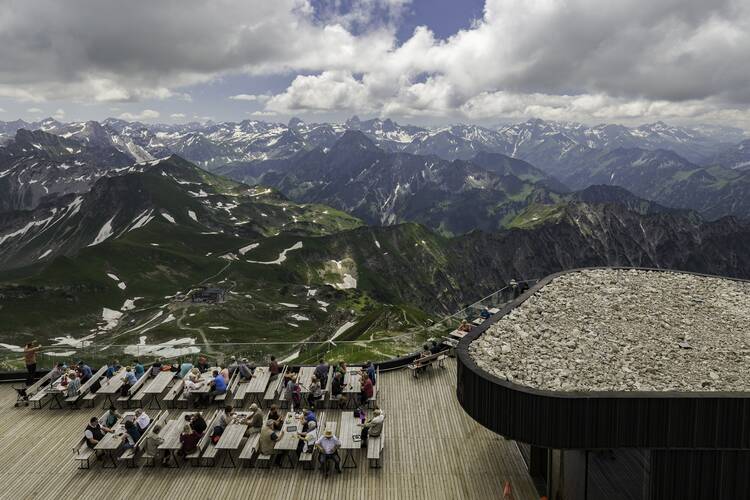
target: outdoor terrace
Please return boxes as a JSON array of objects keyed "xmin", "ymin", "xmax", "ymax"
[{"xmin": 0, "ymin": 359, "xmax": 537, "ymax": 500}]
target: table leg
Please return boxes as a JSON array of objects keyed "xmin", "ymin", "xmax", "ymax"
[
  {"xmin": 51, "ymin": 393, "xmax": 63, "ymax": 409},
  {"xmin": 102, "ymin": 394, "xmax": 114, "ymax": 409},
  {"xmin": 343, "ymin": 449, "xmax": 357, "ymax": 468},
  {"xmin": 220, "ymin": 450, "xmax": 236, "ymax": 468},
  {"xmin": 102, "ymin": 450, "xmax": 118, "ymax": 468},
  {"xmin": 278, "ymin": 451, "xmax": 294, "ymax": 469},
  {"xmin": 163, "ymin": 450, "xmax": 180, "ymax": 468}
]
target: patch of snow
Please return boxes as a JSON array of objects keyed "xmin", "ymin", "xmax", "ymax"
[
  {"xmin": 0, "ymin": 343, "xmax": 23, "ymax": 353},
  {"xmin": 238, "ymin": 243, "xmax": 260, "ymax": 255},
  {"xmin": 188, "ymin": 210, "xmax": 198, "ymax": 222},
  {"xmin": 107, "ymin": 273, "xmax": 120, "ymax": 282},
  {"xmin": 117, "ymin": 282, "xmax": 127, "ymax": 290},
  {"xmin": 331, "ymin": 321, "xmax": 357, "ymax": 341},
  {"xmin": 38, "ymin": 249, "xmax": 52, "ymax": 260},
  {"xmin": 287, "ymin": 323, "xmax": 299, "ymax": 328},
  {"xmin": 374, "ymin": 239, "xmax": 381, "ymax": 249},
  {"xmin": 161, "ymin": 212, "xmax": 176, "ymax": 224},
  {"xmin": 281, "ymin": 350, "xmax": 300, "ymax": 363},
  {"xmin": 88, "ymin": 215, "xmax": 116, "ymax": 247},
  {"xmin": 208, "ymin": 326, "xmax": 229, "ymax": 330},
  {"xmin": 279, "ymin": 302, "xmax": 299, "ymax": 308},
  {"xmin": 124, "ymin": 337, "xmax": 199, "ymax": 357},
  {"xmin": 291, "ymin": 314, "xmax": 310, "ymax": 321},
  {"xmin": 101, "ymin": 308, "xmax": 124, "ymax": 331},
  {"xmin": 121, "ymin": 297, "xmax": 143, "ymax": 311},
  {"xmin": 247, "ymin": 241, "xmax": 303, "ymax": 265},
  {"xmin": 48, "ymin": 351, "xmax": 76, "ymax": 357}
]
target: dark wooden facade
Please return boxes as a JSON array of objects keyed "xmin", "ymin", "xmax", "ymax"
[{"xmin": 455, "ymin": 267, "xmax": 750, "ymax": 499}]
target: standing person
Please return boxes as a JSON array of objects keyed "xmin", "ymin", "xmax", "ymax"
[
  {"xmin": 366, "ymin": 361, "xmax": 376, "ymax": 385},
  {"xmin": 314, "ymin": 359, "xmax": 329, "ymax": 387},
  {"xmin": 315, "ymin": 429, "xmax": 342, "ymax": 476},
  {"xmin": 269, "ymin": 356, "xmax": 280, "ymax": 377},
  {"xmin": 359, "ymin": 408, "xmax": 384, "ymax": 447},
  {"xmin": 23, "ymin": 341, "xmax": 42, "ymax": 385}
]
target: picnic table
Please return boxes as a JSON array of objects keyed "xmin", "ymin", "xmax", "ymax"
[
  {"xmin": 142, "ymin": 371, "xmax": 175, "ymax": 409},
  {"xmin": 274, "ymin": 411, "xmax": 302, "ymax": 468},
  {"xmin": 94, "ymin": 411, "xmax": 136, "ymax": 468},
  {"xmin": 96, "ymin": 368, "xmax": 127, "ymax": 408},
  {"xmin": 236, "ymin": 367, "xmax": 271, "ymax": 406},
  {"xmin": 215, "ymin": 412, "xmax": 250, "ymax": 467},
  {"xmin": 488, "ymin": 307, "xmax": 500, "ymax": 315},
  {"xmin": 343, "ymin": 367, "xmax": 363, "ymax": 409},
  {"xmin": 449, "ymin": 329, "xmax": 469, "ymax": 340},
  {"xmin": 339, "ymin": 412, "xmax": 362, "ymax": 468},
  {"xmin": 43, "ymin": 375, "xmax": 69, "ymax": 409},
  {"xmin": 158, "ymin": 411, "xmax": 194, "ymax": 467}
]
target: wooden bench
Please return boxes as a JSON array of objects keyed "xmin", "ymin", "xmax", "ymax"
[
  {"xmin": 214, "ymin": 371, "xmax": 240, "ymax": 406},
  {"xmin": 29, "ymin": 390, "xmax": 49, "ymax": 409},
  {"xmin": 263, "ymin": 366, "xmax": 286, "ymax": 407},
  {"xmin": 116, "ymin": 371, "xmax": 151, "ymax": 408},
  {"xmin": 238, "ymin": 433, "xmax": 261, "ymax": 467},
  {"xmin": 72, "ymin": 409, "xmax": 108, "ymax": 469},
  {"xmin": 367, "ymin": 429, "xmax": 384, "ymax": 468},
  {"xmin": 162, "ymin": 380, "xmax": 184, "ymax": 409},
  {"xmin": 66, "ymin": 366, "xmax": 107, "ymax": 408},
  {"xmin": 128, "ymin": 410, "xmax": 169, "ymax": 467},
  {"xmin": 407, "ymin": 350, "xmax": 449, "ymax": 378}
]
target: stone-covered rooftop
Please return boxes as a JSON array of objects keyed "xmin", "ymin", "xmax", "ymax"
[{"xmin": 470, "ymin": 269, "xmax": 750, "ymax": 392}]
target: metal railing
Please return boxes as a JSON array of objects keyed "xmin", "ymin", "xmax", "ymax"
[{"xmin": 1, "ymin": 279, "xmax": 538, "ymax": 372}]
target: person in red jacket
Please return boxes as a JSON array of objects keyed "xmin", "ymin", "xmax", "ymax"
[{"xmin": 359, "ymin": 372, "xmax": 374, "ymax": 407}]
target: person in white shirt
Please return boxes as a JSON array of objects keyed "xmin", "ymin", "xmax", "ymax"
[
  {"xmin": 135, "ymin": 408, "xmax": 150, "ymax": 432},
  {"xmin": 296, "ymin": 420, "xmax": 318, "ymax": 455}
]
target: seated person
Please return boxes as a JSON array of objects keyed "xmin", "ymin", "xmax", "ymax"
[
  {"xmin": 220, "ymin": 365, "xmax": 230, "ymax": 384},
  {"xmin": 331, "ymin": 372, "xmax": 345, "ymax": 408},
  {"xmin": 196, "ymin": 355, "xmax": 210, "ymax": 373},
  {"xmin": 188, "ymin": 367, "xmax": 201, "ymax": 382},
  {"xmin": 149, "ymin": 362, "xmax": 162, "ymax": 377},
  {"xmin": 429, "ymin": 340, "xmax": 442, "ymax": 355},
  {"xmin": 335, "ymin": 361, "xmax": 348, "ymax": 376},
  {"xmin": 207, "ymin": 370, "xmax": 227, "ymax": 404},
  {"xmin": 84, "ymin": 416, "xmax": 111, "ymax": 448},
  {"xmin": 268, "ymin": 404, "xmax": 284, "ymax": 431},
  {"xmin": 49, "ymin": 363, "xmax": 65, "ymax": 382},
  {"xmin": 359, "ymin": 408, "xmax": 384, "ymax": 447},
  {"xmin": 120, "ymin": 419, "xmax": 141, "ymax": 450},
  {"xmin": 105, "ymin": 360, "xmax": 120, "ymax": 379},
  {"xmin": 104, "ymin": 405, "xmax": 121, "ymax": 428},
  {"xmin": 190, "ymin": 412, "xmax": 207, "ymax": 435},
  {"xmin": 307, "ymin": 376, "xmax": 323, "ymax": 407},
  {"xmin": 296, "ymin": 420, "xmax": 318, "ymax": 455},
  {"xmin": 120, "ymin": 366, "xmax": 138, "ymax": 396},
  {"xmin": 301, "ymin": 408, "xmax": 317, "ymax": 432},
  {"xmin": 238, "ymin": 358, "xmax": 253, "ymax": 380},
  {"xmin": 227, "ymin": 356, "xmax": 239, "ymax": 376},
  {"xmin": 217, "ymin": 405, "xmax": 234, "ymax": 429},
  {"xmin": 179, "ymin": 424, "xmax": 201, "ymax": 456},
  {"xmin": 66, "ymin": 371, "xmax": 81, "ymax": 398},
  {"xmin": 135, "ymin": 408, "xmax": 150, "ymax": 432},
  {"xmin": 177, "ymin": 360, "xmax": 193, "ymax": 379},
  {"xmin": 458, "ymin": 320, "xmax": 473, "ymax": 333},
  {"xmin": 259, "ymin": 420, "xmax": 285, "ymax": 465},
  {"xmin": 359, "ymin": 372, "xmax": 374, "ymax": 406},
  {"xmin": 243, "ymin": 403, "xmax": 264, "ymax": 436},
  {"xmin": 78, "ymin": 361, "xmax": 93, "ymax": 383},
  {"xmin": 143, "ymin": 424, "xmax": 168, "ymax": 466},
  {"xmin": 133, "ymin": 360, "xmax": 145, "ymax": 378},
  {"xmin": 315, "ymin": 429, "xmax": 342, "ymax": 475}
]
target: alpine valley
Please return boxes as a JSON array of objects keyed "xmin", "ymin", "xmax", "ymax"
[{"xmin": 2, "ymin": 116, "xmax": 750, "ymax": 369}]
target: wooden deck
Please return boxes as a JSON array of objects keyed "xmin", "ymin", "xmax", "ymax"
[{"xmin": 0, "ymin": 359, "xmax": 537, "ymax": 500}]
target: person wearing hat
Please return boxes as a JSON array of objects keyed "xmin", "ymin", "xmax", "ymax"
[
  {"xmin": 243, "ymin": 403, "xmax": 264, "ymax": 436},
  {"xmin": 296, "ymin": 420, "xmax": 318, "ymax": 455},
  {"xmin": 315, "ymin": 428, "xmax": 342, "ymax": 475},
  {"xmin": 359, "ymin": 408, "xmax": 384, "ymax": 448}
]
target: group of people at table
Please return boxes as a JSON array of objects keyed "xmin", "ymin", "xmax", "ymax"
[{"xmin": 80, "ymin": 355, "xmax": 384, "ymax": 470}]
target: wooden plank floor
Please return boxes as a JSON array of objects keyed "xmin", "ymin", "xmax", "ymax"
[{"xmin": 0, "ymin": 359, "xmax": 537, "ymax": 500}]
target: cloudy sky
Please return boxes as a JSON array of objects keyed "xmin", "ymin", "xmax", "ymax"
[{"xmin": 1, "ymin": 0, "xmax": 749, "ymax": 129}]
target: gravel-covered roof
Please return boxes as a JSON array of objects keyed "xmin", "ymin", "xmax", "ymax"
[{"xmin": 470, "ymin": 269, "xmax": 750, "ymax": 392}]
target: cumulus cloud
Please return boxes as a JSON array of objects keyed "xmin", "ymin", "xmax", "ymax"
[
  {"xmin": 52, "ymin": 108, "xmax": 65, "ymax": 120},
  {"xmin": 26, "ymin": 107, "xmax": 43, "ymax": 114},
  {"xmin": 249, "ymin": 110, "xmax": 277, "ymax": 117},
  {"xmin": 170, "ymin": 113, "xmax": 187, "ymax": 119},
  {"xmin": 1, "ymin": 0, "xmax": 749, "ymax": 127},
  {"xmin": 118, "ymin": 109, "xmax": 160, "ymax": 121}
]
